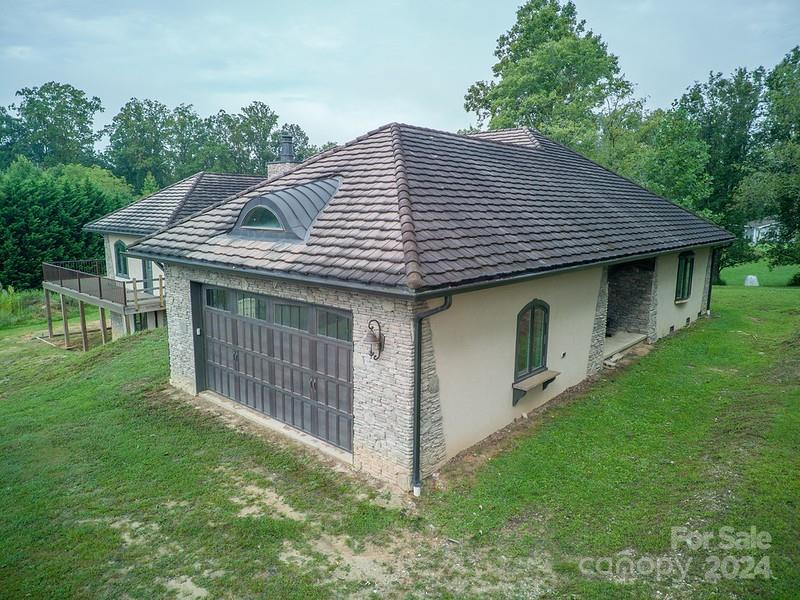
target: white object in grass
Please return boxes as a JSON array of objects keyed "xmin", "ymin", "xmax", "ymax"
[{"xmin": 744, "ymin": 275, "xmax": 760, "ymax": 287}]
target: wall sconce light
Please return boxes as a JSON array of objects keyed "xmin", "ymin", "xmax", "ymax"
[{"xmin": 362, "ymin": 319, "xmax": 384, "ymax": 360}]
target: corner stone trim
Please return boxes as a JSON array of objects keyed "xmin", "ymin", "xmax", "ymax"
[{"xmin": 587, "ymin": 266, "xmax": 609, "ymax": 375}]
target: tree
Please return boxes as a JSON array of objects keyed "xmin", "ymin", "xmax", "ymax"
[
  {"xmin": 0, "ymin": 158, "xmax": 133, "ymax": 289},
  {"xmin": 169, "ymin": 104, "xmax": 211, "ymax": 179},
  {"xmin": 104, "ymin": 98, "xmax": 172, "ymax": 192},
  {"xmin": 638, "ymin": 109, "xmax": 712, "ymax": 211},
  {"xmin": 762, "ymin": 47, "xmax": 800, "ymax": 267},
  {"xmin": 464, "ymin": 0, "xmax": 635, "ymax": 153},
  {"xmin": 677, "ymin": 68, "xmax": 765, "ymax": 219},
  {"xmin": 9, "ymin": 82, "xmax": 103, "ymax": 167},
  {"xmin": 140, "ymin": 172, "xmax": 160, "ymax": 197},
  {"xmin": 0, "ymin": 106, "xmax": 23, "ymax": 170}
]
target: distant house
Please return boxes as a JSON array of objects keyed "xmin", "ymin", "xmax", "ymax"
[
  {"xmin": 123, "ymin": 123, "xmax": 734, "ymax": 492},
  {"xmin": 744, "ymin": 218, "xmax": 779, "ymax": 244},
  {"xmin": 41, "ymin": 171, "xmax": 267, "ymax": 345}
]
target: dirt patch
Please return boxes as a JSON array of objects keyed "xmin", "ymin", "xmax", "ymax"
[
  {"xmin": 162, "ymin": 576, "xmax": 209, "ymax": 599},
  {"xmin": 230, "ymin": 484, "xmax": 307, "ymax": 521}
]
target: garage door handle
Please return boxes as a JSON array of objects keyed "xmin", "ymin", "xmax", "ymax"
[{"xmin": 310, "ymin": 378, "xmax": 317, "ymax": 391}]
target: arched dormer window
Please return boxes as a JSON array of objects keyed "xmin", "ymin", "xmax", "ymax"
[
  {"xmin": 230, "ymin": 177, "xmax": 342, "ymax": 242},
  {"xmin": 114, "ymin": 240, "xmax": 129, "ymax": 277},
  {"xmin": 241, "ymin": 206, "xmax": 283, "ymax": 230},
  {"xmin": 515, "ymin": 300, "xmax": 549, "ymax": 380}
]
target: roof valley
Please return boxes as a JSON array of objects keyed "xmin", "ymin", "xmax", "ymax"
[{"xmin": 166, "ymin": 171, "xmax": 204, "ymax": 226}]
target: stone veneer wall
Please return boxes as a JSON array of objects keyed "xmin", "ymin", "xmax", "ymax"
[
  {"xmin": 646, "ymin": 260, "xmax": 659, "ymax": 342},
  {"xmin": 162, "ymin": 263, "xmax": 418, "ymax": 488},
  {"xmin": 700, "ymin": 249, "xmax": 714, "ymax": 312},
  {"xmin": 586, "ymin": 266, "xmax": 609, "ymax": 375},
  {"xmin": 606, "ymin": 260, "xmax": 657, "ymax": 338},
  {"xmin": 418, "ymin": 315, "xmax": 447, "ymax": 475}
]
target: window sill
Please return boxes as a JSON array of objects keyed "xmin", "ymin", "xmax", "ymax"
[
  {"xmin": 512, "ymin": 369, "xmax": 560, "ymax": 405},
  {"xmin": 674, "ymin": 298, "xmax": 690, "ymax": 305}
]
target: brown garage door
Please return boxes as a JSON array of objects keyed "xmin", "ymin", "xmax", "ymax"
[{"xmin": 201, "ymin": 284, "xmax": 354, "ymax": 451}]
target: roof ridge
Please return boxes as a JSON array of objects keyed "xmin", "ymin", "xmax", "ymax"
[
  {"xmin": 83, "ymin": 171, "xmax": 204, "ymax": 231},
  {"xmin": 389, "ymin": 124, "xmax": 423, "ymax": 290},
  {"xmin": 166, "ymin": 171, "xmax": 204, "ymax": 226},
  {"xmin": 397, "ymin": 122, "xmax": 544, "ymax": 154}
]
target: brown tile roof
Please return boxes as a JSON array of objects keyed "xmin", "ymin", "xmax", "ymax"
[
  {"xmin": 129, "ymin": 124, "xmax": 734, "ymax": 296},
  {"xmin": 84, "ymin": 172, "xmax": 266, "ymax": 236}
]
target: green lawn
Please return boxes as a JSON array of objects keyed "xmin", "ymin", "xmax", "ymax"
[
  {"xmin": 1, "ymin": 286, "xmax": 798, "ymax": 598},
  {"xmin": 720, "ymin": 259, "xmax": 799, "ymax": 287}
]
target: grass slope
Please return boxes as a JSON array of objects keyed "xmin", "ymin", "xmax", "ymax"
[
  {"xmin": 720, "ymin": 260, "xmax": 799, "ymax": 287},
  {"xmin": 1, "ymin": 286, "xmax": 798, "ymax": 598}
]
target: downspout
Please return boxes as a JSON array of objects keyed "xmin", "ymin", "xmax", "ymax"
[{"xmin": 412, "ymin": 295, "xmax": 452, "ymax": 497}]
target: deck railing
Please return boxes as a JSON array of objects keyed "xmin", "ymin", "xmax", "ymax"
[{"xmin": 42, "ymin": 260, "xmax": 165, "ymax": 309}]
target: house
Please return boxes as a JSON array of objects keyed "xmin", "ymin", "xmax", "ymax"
[
  {"xmin": 126, "ymin": 124, "xmax": 734, "ymax": 493},
  {"xmin": 743, "ymin": 217, "xmax": 779, "ymax": 244},
  {"xmin": 41, "ymin": 171, "xmax": 267, "ymax": 347}
]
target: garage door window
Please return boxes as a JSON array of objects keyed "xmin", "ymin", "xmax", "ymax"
[
  {"xmin": 274, "ymin": 303, "xmax": 309, "ymax": 331},
  {"xmin": 317, "ymin": 310, "xmax": 352, "ymax": 342},
  {"xmin": 206, "ymin": 288, "xmax": 228, "ymax": 310},
  {"xmin": 236, "ymin": 293, "xmax": 268, "ymax": 320}
]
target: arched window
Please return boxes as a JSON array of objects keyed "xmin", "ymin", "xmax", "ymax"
[
  {"xmin": 114, "ymin": 240, "xmax": 129, "ymax": 277},
  {"xmin": 241, "ymin": 206, "xmax": 283, "ymax": 230},
  {"xmin": 515, "ymin": 300, "xmax": 549, "ymax": 379}
]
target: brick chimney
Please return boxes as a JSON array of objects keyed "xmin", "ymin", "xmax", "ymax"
[{"xmin": 267, "ymin": 133, "xmax": 300, "ymax": 178}]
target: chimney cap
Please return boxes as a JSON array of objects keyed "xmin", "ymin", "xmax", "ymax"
[{"xmin": 278, "ymin": 133, "xmax": 297, "ymax": 163}]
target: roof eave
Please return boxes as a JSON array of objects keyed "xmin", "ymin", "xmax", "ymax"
[
  {"xmin": 128, "ymin": 236, "xmax": 733, "ymax": 302},
  {"xmin": 124, "ymin": 248, "xmax": 418, "ymax": 299},
  {"xmin": 83, "ymin": 224, "xmax": 153, "ymax": 237},
  {"xmin": 412, "ymin": 237, "xmax": 735, "ymax": 299}
]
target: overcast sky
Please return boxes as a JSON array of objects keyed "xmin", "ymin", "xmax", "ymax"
[{"xmin": 1, "ymin": 0, "xmax": 798, "ymax": 145}]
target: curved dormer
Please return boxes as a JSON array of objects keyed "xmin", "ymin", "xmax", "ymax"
[{"xmin": 231, "ymin": 177, "xmax": 341, "ymax": 242}]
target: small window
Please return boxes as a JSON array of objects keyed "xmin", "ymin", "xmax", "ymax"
[
  {"xmin": 274, "ymin": 303, "xmax": 309, "ymax": 331},
  {"xmin": 317, "ymin": 310, "xmax": 352, "ymax": 342},
  {"xmin": 241, "ymin": 206, "xmax": 283, "ymax": 230},
  {"xmin": 236, "ymin": 293, "xmax": 267, "ymax": 321},
  {"xmin": 114, "ymin": 241, "xmax": 128, "ymax": 277},
  {"xmin": 675, "ymin": 252, "xmax": 695, "ymax": 302},
  {"xmin": 205, "ymin": 288, "xmax": 228, "ymax": 310},
  {"xmin": 515, "ymin": 300, "xmax": 549, "ymax": 380}
]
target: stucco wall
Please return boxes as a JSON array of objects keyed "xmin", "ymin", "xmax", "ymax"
[
  {"xmin": 654, "ymin": 247, "xmax": 711, "ymax": 338},
  {"xmin": 428, "ymin": 266, "xmax": 604, "ymax": 460},
  {"xmin": 103, "ymin": 233, "xmax": 166, "ymax": 339},
  {"xmin": 103, "ymin": 233, "xmax": 165, "ymax": 282},
  {"xmin": 162, "ymin": 263, "xmax": 418, "ymax": 488}
]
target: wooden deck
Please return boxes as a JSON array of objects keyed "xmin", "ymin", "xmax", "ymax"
[{"xmin": 41, "ymin": 260, "xmax": 166, "ymax": 351}]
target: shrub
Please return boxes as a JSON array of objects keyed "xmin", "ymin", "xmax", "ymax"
[
  {"xmin": 789, "ymin": 272, "xmax": 800, "ymax": 287},
  {"xmin": 0, "ymin": 284, "xmax": 46, "ymax": 329}
]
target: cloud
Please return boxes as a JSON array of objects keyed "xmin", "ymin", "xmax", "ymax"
[{"xmin": 2, "ymin": 45, "xmax": 34, "ymax": 60}]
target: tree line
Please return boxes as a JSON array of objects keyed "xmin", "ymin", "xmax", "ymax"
[
  {"xmin": 466, "ymin": 0, "xmax": 800, "ymax": 273},
  {"xmin": 0, "ymin": 90, "xmax": 335, "ymax": 289},
  {"xmin": 0, "ymin": 86, "xmax": 335, "ymax": 193}
]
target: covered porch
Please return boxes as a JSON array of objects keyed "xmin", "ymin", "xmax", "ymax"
[{"xmin": 603, "ymin": 258, "xmax": 656, "ymax": 359}]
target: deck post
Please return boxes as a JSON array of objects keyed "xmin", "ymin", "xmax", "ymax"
[
  {"xmin": 78, "ymin": 301, "xmax": 89, "ymax": 352},
  {"xmin": 132, "ymin": 279, "xmax": 140, "ymax": 311},
  {"xmin": 159, "ymin": 275, "xmax": 165, "ymax": 308},
  {"xmin": 44, "ymin": 288, "xmax": 54, "ymax": 338},
  {"xmin": 59, "ymin": 293, "xmax": 70, "ymax": 348},
  {"xmin": 124, "ymin": 314, "xmax": 132, "ymax": 336},
  {"xmin": 99, "ymin": 307, "xmax": 108, "ymax": 344}
]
